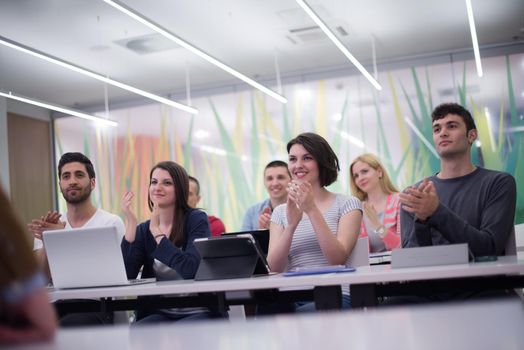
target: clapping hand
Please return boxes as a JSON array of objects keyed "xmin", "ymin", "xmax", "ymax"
[
  {"xmin": 399, "ymin": 178, "xmax": 439, "ymax": 221},
  {"xmin": 43, "ymin": 211, "xmax": 61, "ymax": 225},
  {"xmin": 362, "ymin": 202, "xmax": 381, "ymax": 229},
  {"xmin": 258, "ymin": 207, "xmax": 272, "ymax": 229},
  {"xmin": 287, "ymin": 181, "xmax": 314, "ymax": 212},
  {"xmin": 286, "ymin": 181, "xmax": 306, "ymax": 227},
  {"xmin": 121, "ymin": 191, "xmax": 139, "ymax": 242},
  {"xmin": 121, "ymin": 191, "xmax": 137, "ymax": 223},
  {"xmin": 27, "ymin": 211, "xmax": 65, "ymax": 240}
]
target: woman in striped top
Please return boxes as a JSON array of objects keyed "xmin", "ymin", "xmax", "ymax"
[
  {"xmin": 267, "ymin": 133, "xmax": 362, "ymax": 310},
  {"xmin": 349, "ymin": 154, "xmax": 401, "ymax": 252}
]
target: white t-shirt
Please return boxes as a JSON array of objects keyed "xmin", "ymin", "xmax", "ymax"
[{"xmin": 33, "ymin": 208, "xmax": 125, "ymax": 250}]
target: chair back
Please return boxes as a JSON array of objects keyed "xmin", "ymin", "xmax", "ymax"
[
  {"xmin": 505, "ymin": 227, "xmax": 516, "ymax": 255},
  {"xmin": 513, "ymin": 223, "xmax": 524, "ymax": 256},
  {"xmin": 347, "ymin": 237, "xmax": 370, "ymax": 267}
]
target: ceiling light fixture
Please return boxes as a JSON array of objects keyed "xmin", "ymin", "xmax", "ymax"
[
  {"xmin": 102, "ymin": 0, "xmax": 287, "ymax": 104},
  {"xmin": 295, "ymin": 0, "xmax": 382, "ymax": 91},
  {"xmin": 0, "ymin": 90, "xmax": 118, "ymax": 127},
  {"xmin": 465, "ymin": 0, "xmax": 483, "ymax": 77},
  {"xmin": 0, "ymin": 36, "xmax": 197, "ymax": 114},
  {"xmin": 194, "ymin": 129, "xmax": 210, "ymax": 139},
  {"xmin": 339, "ymin": 130, "xmax": 365, "ymax": 149}
]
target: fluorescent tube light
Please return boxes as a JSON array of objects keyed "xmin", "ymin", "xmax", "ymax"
[
  {"xmin": 102, "ymin": 0, "xmax": 287, "ymax": 104},
  {"xmin": 295, "ymin": 0, "xmax": 382, "ymax": 91},
  {"xmin": 200, "ymin": 145, "xmax": 227, "ymax": 156},
  {"xmin": 0, "ymin": 36, "xmax": 198, "ymax": 114},
  {"xmin": 0, "ymin": 91, "xmax": 118, "ymax": 127},
  {"xmin": 465, "ymin": 0, "xmax": 483, "ymax": 77},
  {"xmin": 339, "ymin": 131, "xmax": 365, "ymax": 149}
]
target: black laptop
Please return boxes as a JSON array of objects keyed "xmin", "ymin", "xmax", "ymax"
[
  {"xmin": 193, "ymin": 234, "xmax": 271, "ymax": 280},
  {"xmin": 221, "ymin": 229, "xmax": 269, "ymax": 255}
]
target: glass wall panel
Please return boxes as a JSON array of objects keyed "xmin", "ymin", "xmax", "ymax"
[{"xmin": 55, "ymin": 53, "xmax": 524, "ymax": 229}]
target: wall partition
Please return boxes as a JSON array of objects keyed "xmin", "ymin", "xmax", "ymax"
[{"xmin": 54, "ymin": 52, "xmax": 524, "ymax": 230}]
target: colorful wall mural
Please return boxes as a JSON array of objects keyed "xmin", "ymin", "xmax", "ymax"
[{"xmin": 55, "ymin": 52, "xmax": 524, "ymax": 230}]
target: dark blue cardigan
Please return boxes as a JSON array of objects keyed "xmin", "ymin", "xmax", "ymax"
[{"xmin": 121, "ymin": 209, "xmax": 211, "ymax": 280}]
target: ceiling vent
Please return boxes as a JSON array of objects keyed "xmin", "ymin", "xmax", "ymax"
[
  {"xmin": 114, "ymin": 33, "xmax": 181, "ymax": 55},
  {"xmin": 277, "ymin": 6, "xmax": 349, "ymax": 45},
  {"xmin": 287, "ymin": 25, "xmax": 349, "ymax": 44}
]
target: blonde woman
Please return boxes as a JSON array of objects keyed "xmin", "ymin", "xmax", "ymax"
[{"xmin": 349, "ymin": 154, "xmax": 401, "ymax": 252}]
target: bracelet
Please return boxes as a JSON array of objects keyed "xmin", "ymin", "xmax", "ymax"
[{"xmin": 373, "ymin": 225, "xmax": 386, "ymax": 237}]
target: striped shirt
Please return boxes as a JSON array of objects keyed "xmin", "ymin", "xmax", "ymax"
[
  {"xmin": 271, "ymin": 193, "xmax": 362, "ymax": 272},
  {"xmin": 359, "ymin": 193, "xmax": 401, "ymax": 252}
]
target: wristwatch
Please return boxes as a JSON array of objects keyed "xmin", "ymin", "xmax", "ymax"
[{"xmin": 373, "ymin": 226, "xmax": 385, "ymax": 236}]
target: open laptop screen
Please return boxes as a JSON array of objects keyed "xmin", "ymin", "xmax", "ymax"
[
  {"xmin": 194, "ymin": 234, "xmax": 270, "ymax": 280},
  {"xmin": 221, "ymin": 229, "xmax": 269, "ymax": 256},
  {"xmin": 43, "ymin": 226, "xmax": 154, "ymax": 288}
]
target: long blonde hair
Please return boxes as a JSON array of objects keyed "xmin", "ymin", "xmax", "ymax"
[{"xmin": 349, "ymin": 153, "xmax": 398, "ymax": 201}]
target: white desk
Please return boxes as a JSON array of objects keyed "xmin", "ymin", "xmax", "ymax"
[
  {"xmin": 349, "ymin": 255, "xmax": 524, "ymax": 307},
  {"xmin": 48, "ymin": 256, "xmax": 524, "ymax": 312},
  {"xmin": 6, "ymin": 299, "xmax": 524, "ymax": 350}
]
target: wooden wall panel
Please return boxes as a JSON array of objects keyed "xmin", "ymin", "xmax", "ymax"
[{"xmin": 7, "ymin": 112, "xmax": 53, "ymax": 227}]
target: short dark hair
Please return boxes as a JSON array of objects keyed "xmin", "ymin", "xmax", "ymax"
[
  {"xmin": 58, "ymin": 152, "xmax": 95, "ymax": 179},
  {"xmin": 264, "ymin": 160, "xmax": 291, "ymax": 178},
  {"xmin": 188, "ymin": 175, "xmax": 200, "ymax": 196},
  {"xmin": 431, "ymin": 103, "xmax": 477, "ymax": 132},
  {"xmin": 286, "ymin": 132, "xmax": 340, "ymax": 187}
]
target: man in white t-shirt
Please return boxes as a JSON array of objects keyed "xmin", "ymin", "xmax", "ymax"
[{"xmin": 28, "ymin": 152, "xmax": 124, "ymax": 280}]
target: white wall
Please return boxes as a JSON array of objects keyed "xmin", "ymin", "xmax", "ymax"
[
  {"xmin": 0, "ymin": 97, "xmax": 51, "ymax": 196},
  {"xmin": 6, "ymin": 99, "xmax": 52, "ymax": 121},
  {"xmin": 0, "ymin": 97, "xmax": 8, "ymax": 195}
]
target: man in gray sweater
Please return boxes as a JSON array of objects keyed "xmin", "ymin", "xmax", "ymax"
[{"xmin": 400, "ymin": 102, "xmax": 516, "ymax": 257}]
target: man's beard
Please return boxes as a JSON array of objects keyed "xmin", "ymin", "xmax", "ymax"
[{"xmin": 61, "ymin": 186, "xmax": 92, "ymax": 204}]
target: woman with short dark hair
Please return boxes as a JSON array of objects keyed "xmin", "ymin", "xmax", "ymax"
[{"xmin": 267, "ymin": 133, "xmax": 362, "ymax": 310}]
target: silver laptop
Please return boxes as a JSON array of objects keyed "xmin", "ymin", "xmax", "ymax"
[
  {"xmin": 391, "ymin": 243, "xmax": 469, "ymax": 268},
  {"xmin": 43, "ymin": 226, "xmax": 155, "ymax": 289}
]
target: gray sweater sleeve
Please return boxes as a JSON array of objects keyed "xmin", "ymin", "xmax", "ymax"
[
  {"xmin": 403, "ymin": 171, "xmax": 516, "ymax": 256},
  {"xmin": 427, "ymin": 173, "xmax": 516, "ymax": 256},
  {"xmin": 400, "ymin": 206, "xmax": 432, "ymax": 248}
]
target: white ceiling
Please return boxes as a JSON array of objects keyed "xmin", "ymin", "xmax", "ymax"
[{"xmin": 0, "ymin": 0, "xmax": 523, "ymax": 110}]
